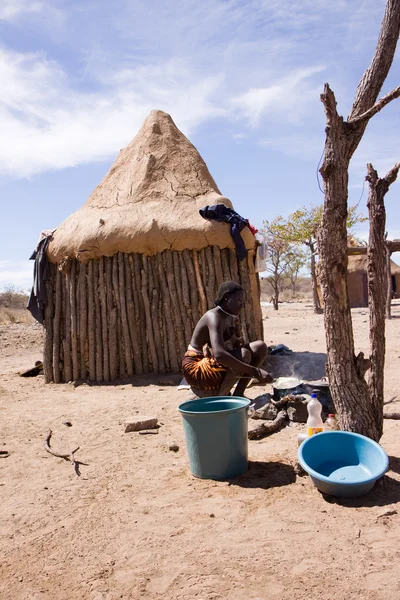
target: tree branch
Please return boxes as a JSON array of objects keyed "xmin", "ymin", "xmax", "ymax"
[
  {"xmin": 384, "ymin": 161, "xmax": 400, "ymax": 185},
  {"xmin": 348, "ymin": 86, "xmax": 400, "ymax": 125},
  {"xmin": 350, "ymin": 0, "xmax": 400, "ymax": 120}
]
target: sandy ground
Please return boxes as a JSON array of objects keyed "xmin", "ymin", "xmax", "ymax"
[{"xmin": 1, "ymin": 303, "xmax": 400, "ymax": 600}]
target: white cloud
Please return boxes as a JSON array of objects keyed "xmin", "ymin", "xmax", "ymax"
[
  {"xmin": 0, "ymin": 49, "xmax": 225, "ymax": 178},
  {"xmin": 0, "ymin": 260, "xmax": 33, "ymax": 291},
  {"xmin": 231, "ymin": 66, "xmax": 326, "ymax": 126},
  {"xmin": 0, "ymin": 0, "xmax": 44, "ymax": 21},
  {"xmin": 0, "ymin": 0, "xmax": 63, "ymax": 24}
]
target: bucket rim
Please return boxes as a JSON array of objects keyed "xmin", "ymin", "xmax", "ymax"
[
  {"xmin": 297, "ymin": 431, "xmax": 389, "ymax": 485},
  {"xmin": 178, "ymin": 396, "xmax": 251, "ymax": 415}
]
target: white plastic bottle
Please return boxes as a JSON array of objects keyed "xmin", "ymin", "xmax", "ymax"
[
  {"xmin": 324, "ymin": 413, "xmax": 339, "ymax": 431},
  {"xmin": 306, "ymin": 391, "xmax": 324, "ymax": 436}
]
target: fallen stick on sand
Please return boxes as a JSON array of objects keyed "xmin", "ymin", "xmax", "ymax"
[
  {"xmin": 44, "ymin": 430, "xmax": 83, "ymax": 476},
  {"xmin": 248, "ymin": 410, "xmax": 287, "ymax": 440},
  {"xmin": 383, "ymin": 412, "xmax": 400, "ymax": 420}
]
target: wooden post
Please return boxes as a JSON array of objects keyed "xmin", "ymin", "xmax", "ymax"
[
  {"xmin": 99, "ymin": 257, "xmax": 110, "ymax": 381},
  {"xmin": 124, "ymin": 254, "xmax": 143, "ymax": 375},
  {"xmin": 70, "ymin": 260, "xmax": 79, "ymax": 381},
  {"xmin": 221, "ymin": 248, "xmax": 231, "ymax": 282},
  {"xmin": 157, "ymin": 253, "xmax": 179, "ymax": 372},
  {"xmin": 247, "ymin": 249, "xmax": 263, "ymax": 340},
  {"xmin": 212, "ymin": 246, "xmax": 224, "ymax": 289},
  {"xmin": 133, "ymin": 254, "xmax": 150, "ymax": 372},
  {"xmin": 118, "ymin": 253, "xmax": 134, "ymax": 377},
  {"xmin": 141, "ymin": 258, "xmax": 159, "ymax": 372},
  {"xmin": 107, "ymin": 257, "xmax": 118, "ymax": 380},
  {"xmin": 53, "ymin": 267, "xmax": 62, "ymax": 383},
  {"xmin": 182, "ymin": 249, "xmax": 200, "ymax": 325},
  {"xmin": 205, "ymin": 246, "xmax": 216, "ymax": 302},
  {"xmin": 63, "ymin": 270, "xmax": 72, "ymax": 383},
  {"xmin": 147, "ymin": 255, "xmax": 166, "ymax": 373},
  {"xmin": 87, "ymin": 260, "xmax": 96, "ymax": 382},
  {"xmin": 166, "ymin": 251, "xmax": 187, "ymax": 357},
  {"xmin": 94, "ymin": 260, "xmax": 103, "ymax": 382},
  {"xmin": 173, "ymin": 251, "xmax": 192, "ymax": 344},
  {"xmin": 112, "ymin": 254, "xmax": 125, "ymax": 378},
  {"xmin": 192, "ymin": 250, "xmax": 207, "ymax": 316},
  {"xmin": 43, "ymin": 268, "xmax": 54, "ymax": 383},
  {"xmin": 229, "ymin": 248, "xmax": 240, "ymax": 283}
]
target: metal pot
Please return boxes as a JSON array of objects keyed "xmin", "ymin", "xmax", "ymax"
[
  {"xmin": 303, "ymin": 379, "xmax": 335, "ymax": 414},
  {"xmin": 272, "ymin": 377, "xmax": 305, "ymax": 401}
]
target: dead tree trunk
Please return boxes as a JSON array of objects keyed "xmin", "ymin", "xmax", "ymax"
[
  {"xmin": 317, "ymin": 0, "xmax": 400, "ymax": 441},
  {"xmin": 309, "ymin": 243, "xmax": 323, "ymax": 314},
  {"xmin": 385, "ymin": 240, "xmax": 393, "ymax": 319},
  {"xmin": 366, "ymin": 163, "xmax": 400, "ymax": 439}
]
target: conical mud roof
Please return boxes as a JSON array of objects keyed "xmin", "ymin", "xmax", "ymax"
[{"xmin": 47, "ymin": 110, "xmax": 255, "ymax": 262}]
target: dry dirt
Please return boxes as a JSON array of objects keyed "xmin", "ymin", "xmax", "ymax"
[{"xmin": 1, "ymin": 303, "xmax": 400, "ymax": 600}]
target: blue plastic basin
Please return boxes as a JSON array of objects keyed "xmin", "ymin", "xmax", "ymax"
[
  {"xmin": 178, "ymin": 396, "xmax": 251, "ymax": 479},
  {"xmin": 298, "ymin": 431, "xmax": 389, "ymax": 497}
]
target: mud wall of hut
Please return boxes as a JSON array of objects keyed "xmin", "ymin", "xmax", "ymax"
[{"xmin": 43, "ymin": 246, "xmax": 263, "ymax": 383}]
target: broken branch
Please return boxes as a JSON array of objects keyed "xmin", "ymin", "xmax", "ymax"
[
  {"xmin": 348, "ymin": 86, "xmax": 400, "ymax": 125},
  {"xmin": 44, "ymin": 429, "xmax": 83, "ymax": 476}
]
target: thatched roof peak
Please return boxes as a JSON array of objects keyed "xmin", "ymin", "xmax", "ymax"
[{"xmin": 47, "ymin": 110, "xmax": 255, "ymax": 262}]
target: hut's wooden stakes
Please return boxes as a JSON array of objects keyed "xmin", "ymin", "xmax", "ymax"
[{"xmin": 43, "ymin": 110, "xmax": 263, "ymax": 383}]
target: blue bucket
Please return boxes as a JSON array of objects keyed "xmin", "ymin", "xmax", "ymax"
[
  {"xmin": 178, "ymin": 396, "xmax": 251, "ymax": 479},
  {"xmin": 298, "ymin": 431, "xmax": 389, "ymax": 497}
]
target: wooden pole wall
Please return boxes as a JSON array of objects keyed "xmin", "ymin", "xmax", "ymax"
[{"xmin": 43, "ymin": 246, "xmax": 263, "ymax": 382}]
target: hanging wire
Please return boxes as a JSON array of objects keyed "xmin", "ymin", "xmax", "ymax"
[
  {"xmin": 316, "ymin": 147, "xmax": 325, "ymax": 194},
  {"xmin": 353, "ymin": 177, "xmax": 366, "ymax": 208}
]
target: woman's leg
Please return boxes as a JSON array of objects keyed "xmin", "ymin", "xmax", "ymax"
[{"xmin": 233, "ymin": 341, "xmax": 268, "ymax": 397}]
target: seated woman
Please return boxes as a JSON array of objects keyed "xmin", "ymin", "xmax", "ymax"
[{"xmin": 182, "ymin": 281, "xmax": 272, "ymax": 397}]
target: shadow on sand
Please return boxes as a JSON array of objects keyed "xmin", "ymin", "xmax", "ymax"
[
  {"xmin": 320, "ymin": 471, "xmax": 400, "ymax": 508},
  {"xmin": 226, "ymin": 460, "xmax": 296, "ymax": 490}
]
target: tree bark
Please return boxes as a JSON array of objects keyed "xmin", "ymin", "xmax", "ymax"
[
  {"xmin": 385, "ymin": 242, "xmax": 392, "ymax": 319},
  {"xmin": 309, "ymin": 244, "xmax": 323, "ymax": 314},
  {"xmin": 318, "ymin": 1, "xmax": 400, "ymax": 440},
  {"xmin": 367, "ymin": 162, "xmax": 400, "ymax": 439}
]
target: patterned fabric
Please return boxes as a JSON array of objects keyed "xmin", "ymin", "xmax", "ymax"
[{"xmin": 182, "ymin": 348, "xmax": 228, "ymax": 391}]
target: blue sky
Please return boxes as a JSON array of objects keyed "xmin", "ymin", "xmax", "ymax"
[{"xmin": 1, "ymin": 0, "xmax": 400, "ymax": 290}]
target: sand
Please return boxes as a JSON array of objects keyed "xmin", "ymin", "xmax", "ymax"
[{"xmin": 1, "ymin": 302, "xmax": 400, "ymax": 600}]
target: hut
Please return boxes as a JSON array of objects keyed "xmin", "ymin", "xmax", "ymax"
[
  {"xmin": 43, "ymin": 110, "xmax": 263, "ymax": 383},
  {"xmin": 347, "ymin": 253, "xmax": 400, "ymax": 308},
  {"xmin": 317, "ymin": 249, "xmax": 400, "ymax": 309}
]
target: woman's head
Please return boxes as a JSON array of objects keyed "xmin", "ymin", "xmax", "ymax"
[{"xmin": 214, "ymin": 281, "xmax": 245, "ymax": 315}]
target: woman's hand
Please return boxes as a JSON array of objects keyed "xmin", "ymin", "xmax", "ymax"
[{"xmin": 255, "ymin": 368, "xmax": 274, "ymax": 384}]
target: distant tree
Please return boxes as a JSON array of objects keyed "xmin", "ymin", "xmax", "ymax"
[
  {"xmin": 261, "ymin": 218, "xmax": 299, "ymax": 310},
  {"xmin": 272, "ymin": 204, "xmax": 367, "ymax": 314},
  {"xmin": 284, "ymin": 248, "xmax": 309, "ymax": 297}
]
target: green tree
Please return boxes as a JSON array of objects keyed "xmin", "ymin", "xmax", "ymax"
[
  {"xmin": 261, "ymin": 218, "xmax": 302, "ymax": 310},
  {"xmin": 272, "ymin": 204, "xmax": 367, "ymax": 314},
  {"xmin": 284, "ymin": 248, "xmax": 309, "ymax": 297}
]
